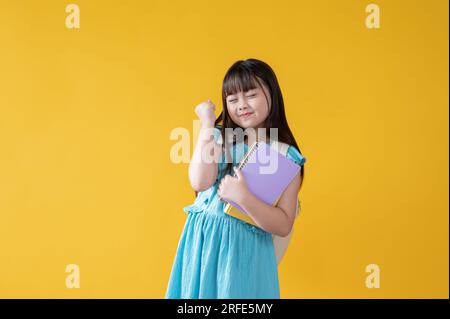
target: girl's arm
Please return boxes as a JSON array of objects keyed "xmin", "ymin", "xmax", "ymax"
[
  {"xmin": 239, "ymin": 171, "xmax": 302, "ymax": 237},
  {"xmin": 188, "ymin": 101, "xmax": 222, "ymax": 192}
]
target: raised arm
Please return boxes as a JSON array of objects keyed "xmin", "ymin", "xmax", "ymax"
[{"xmin": 188, "ymin": 100, "xmax": 222, "ymax": 192}]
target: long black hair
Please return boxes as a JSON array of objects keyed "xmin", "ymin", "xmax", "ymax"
[{"xmin": 196, "ymin": 58, "xmax": 305, "ymax": 196}]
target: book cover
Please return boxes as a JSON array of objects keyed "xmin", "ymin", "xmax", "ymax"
[{"xmin": 223, "ymin": 141, "xmax": 301, "ymax": 226}]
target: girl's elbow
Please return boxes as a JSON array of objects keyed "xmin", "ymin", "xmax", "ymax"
[
  {"xmin": 188, "ymin": 169, "xmax": 217, "ymax": 192},
  {"xmin": 277, "ymin": 223, "xmax": 293, "ymax": 238},
  {"xmin": 189, "ymin": 177, "xmax": 215, "ymax": 192},
  {"xmin": 276, "ymin": 229, "xmax": 289, "ymax": 238},
  {"xmin": 189, "ymin": 180, "xmax": 206, "ymax": 192},
  {"xmin": 191, "ymin": 183, "xmax": 209, "ymax": 192}
]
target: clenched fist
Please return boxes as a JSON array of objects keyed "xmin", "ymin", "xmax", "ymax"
[
  {"xmin": 217, "ymin": 167, "xmax": 250, "ymax": 205},
  {"xmin": 195, "ymin": 100, "xmax": 216, "ymax": 127}
]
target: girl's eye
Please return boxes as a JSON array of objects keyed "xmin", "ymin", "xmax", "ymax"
[
  {"xmin": 228, "ymin": 99, "xmax": 237, "ymax": 103},
  {"xmin": 247, "ymin": 94, "xmax": 257, "ymax": 98}
]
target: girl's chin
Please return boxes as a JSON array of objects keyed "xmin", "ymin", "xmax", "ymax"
[
  {"xmin": 239, "ymin": 122, "xmax": 255, "ymax": 129},
  {"xmin": 238, "ymin": 117, "xmax": 257, "ymax": 127},
  {"xmin": 241, "ymin": 119, "xmax": 265, "ymax": 130},
  {"xmin": 231, "ymin": 117, "xmax": 263, "ymax": 129}
]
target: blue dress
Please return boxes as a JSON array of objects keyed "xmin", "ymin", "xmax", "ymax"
[{"xmin": 165, "ymin": 127, "xmax": 306, "ymax": 299}]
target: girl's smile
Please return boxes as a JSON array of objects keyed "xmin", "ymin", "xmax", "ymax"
[{"xmin": 239, "ymin": 111, "xmax": 254, "ymax": 119}]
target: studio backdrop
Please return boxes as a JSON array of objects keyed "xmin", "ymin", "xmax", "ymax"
[{"xmin": 0, "ymin": 0, "xmax": 448, "ymax": 298}]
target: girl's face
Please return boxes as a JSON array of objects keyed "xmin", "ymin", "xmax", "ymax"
[{"xmin": 225, "ymin": 82, "xmax": 271, "ymax": 129}]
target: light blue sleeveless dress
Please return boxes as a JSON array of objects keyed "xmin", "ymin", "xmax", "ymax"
[{"xmin": 165, "ymin": 127, "xmax": 306, "ymax": 299}]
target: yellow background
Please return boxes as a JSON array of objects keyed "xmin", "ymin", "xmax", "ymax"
[{"xmin": 0, "ymin": 0, "xmax": 448, "ymax": 298}]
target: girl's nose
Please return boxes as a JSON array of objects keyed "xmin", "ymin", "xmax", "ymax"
[{"xmin": 238, "ymin": 101, "xmax": 250, "ymax": 110}]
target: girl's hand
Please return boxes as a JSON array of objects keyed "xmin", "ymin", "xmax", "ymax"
[
  {"xmin": 217, "ymin": 167, "xmax": 250, "ymax": 205},
  {"xmin": 195, "ymin": 100, "xmax": 216, "ymax": 127}
]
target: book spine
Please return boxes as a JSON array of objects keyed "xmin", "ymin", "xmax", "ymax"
[
  {"xmin": 223, "ymin": 141, "xmax": 260, "ymax": 226},
  {"xmin": 225, "ymin": 208, "xmax": 258, "ymax": 226},
  {"xmin": 238, "ymin": 141, "xmax": 259, "ymax": 170}
]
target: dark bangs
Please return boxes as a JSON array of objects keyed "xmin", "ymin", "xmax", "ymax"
[{"xmin": 222, "ymin": 66, "xmax": 261, "ymax": 98}]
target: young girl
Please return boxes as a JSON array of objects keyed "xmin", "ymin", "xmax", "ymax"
[{"xmin": 165, "ymin": 58, "xmax": 306, "ymax": 299}]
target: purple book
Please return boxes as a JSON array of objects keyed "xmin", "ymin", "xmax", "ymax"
[{"xmin": 223, "ymin": 141, "xmax": 301, "ymax": 226}]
